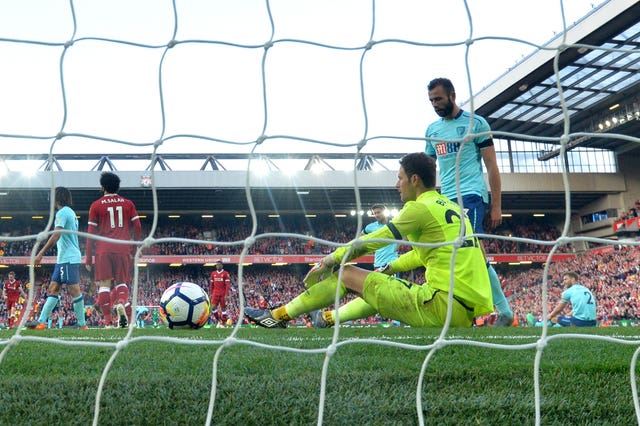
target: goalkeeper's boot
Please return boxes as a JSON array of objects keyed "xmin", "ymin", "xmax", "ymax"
[
  {"xmin": 493, "ymin": 313, "xmax": 514, "ymax": 327},
  {"xmin": 245, "ymin": 308, "xmax": 287, "ymax": 329},
  {"xmin": 115, "ymin": 303, "xmax": 128, "ymax": 328},
  {"xmin": 310, "ymin": 310, "xmax": 332, "ymax": 328}
]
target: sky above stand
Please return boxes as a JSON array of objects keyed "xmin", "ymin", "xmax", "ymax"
[{"xmin": 0, "ymin": 0, "xmax": 604, "ymax": 172}]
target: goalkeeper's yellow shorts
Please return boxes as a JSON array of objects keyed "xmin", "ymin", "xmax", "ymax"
[{"xmin": 362, "ymin": 273, "xmax": 475, "ymax": 327}]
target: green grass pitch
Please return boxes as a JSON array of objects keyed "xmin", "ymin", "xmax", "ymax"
[{"xmin": 1, "ymin": 326, "xmax": 639, "ymax": 425}]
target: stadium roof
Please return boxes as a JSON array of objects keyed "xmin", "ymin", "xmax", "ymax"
[
  {"xmin": 0, "ymin": 0, "xmax": 637, "ymax": 217},
  {"xmin": 0, "ymin": 167, "xmax": 625, "ymax": 216},
  {"xmin": 473, "ymin": 0, "xmax": 640, "ymax": 158}
]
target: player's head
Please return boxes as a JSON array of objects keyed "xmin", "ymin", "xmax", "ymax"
[
  {"xmin": 428, "ymin": 77, "xmax": 455, "ymax": 95},
  {"xmin": 562, "ymin": 271, "xmax": 579, "ymax": 286},
  {"xmin": 397, "ymin": 153, "xmax": 437, "ymax": 202},
  {"xmin": 55, "ymin": 186, "xmax": 73, "ymax": 208},
  {"xmin": 100, "ymin": 171, "xmax": 121, "ymax": 194},
  {"xmin": 216, "ymin": 260, "xmax": 223, "ymax": 270},
  {"xmin": 370, "ymin": 204, "xmax": 387, "ymax": 222},
  {"xmin": 427, "ymin": 77, "xmax": 456, "ymax": 118},
  {"xmin": 8, "ymin": 271, "xmax": 15, "ymax": 279}
]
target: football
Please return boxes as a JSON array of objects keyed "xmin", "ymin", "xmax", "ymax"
[{"xmin": 159, "ymin": 282, "xmax": 211, "ymax": 329}]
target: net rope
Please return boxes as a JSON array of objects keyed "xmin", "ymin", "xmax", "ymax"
[{"xmin": 0, "ymin": 1, "xmax": 639, "ymax": 425}]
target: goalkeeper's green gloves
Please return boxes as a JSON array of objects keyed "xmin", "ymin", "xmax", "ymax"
[{"xmin": 303, "ymin": 254, "xmax": 335, "ymax": 288}]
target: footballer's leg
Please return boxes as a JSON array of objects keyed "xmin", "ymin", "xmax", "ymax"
[
  {"xmin": 26, "ymin": 294, "xmax": 59, "ymax": 329},
  {"xmin": 114, "ymin": 283, "xmax": 130, "ymax": 328},
  {"xmin": 97, "ymin": 283, "xmax": 114, "ymax": 327},
  {"xmin": 113, "ymin": 253, "xmax": 132, "ymax": 328},
  {"xmin": 353, "ymin": 271, "xmax": 474, "ymax": 328},
  {"xmin": 316, "ymin": 297, "xmax": 377, "ymax": 327},
  {"xmin": 94, "ymin": 253, "xmax": 117, "ymax": 327},
  {"xmin": 26, "ymin": 269, "xmax": 62, "ymax": 329},
  {"xmin": 464, "ymin": 196, "xmax": 513, "ymax": 326},
  {"xmin": 246, "ymin": 273, "xmax": 347, "ymax": 328},
  {"xmin": 65, "ymin": 264, "xmax": 87, "ymax": 329}
]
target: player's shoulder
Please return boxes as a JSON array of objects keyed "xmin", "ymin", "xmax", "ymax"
[
  {"xmin": 425, "ymin": 118, "xmax": 444, "ymax": 135},
  {"xmin": 399, "ymin": 196, "xmax": 431, "ymax": 217},
  {"xmin": 574, "ymin": 283, "xmax": 590, "ymax": 292},
  {"xmin": 89, "ymin": 196, "xmax": 110, "ymax": 209},
  {"xmin": 59, "ymin": 205, "xmax": 76, "ymax": 217},
  {"xmin": 113, "ymin": 194, "xmax": 135, "ymax": 205},
  {"xmin": 418, "ymin": 191, "xmax": 461, "ymax": 214},
  {"xmin": 363, "ymin": 222, "xmax": 376, "ymax": 232},
  {"xmin": 124, "ymin": 197, "xmax": 139, "ymax": 211},
  {"xmin": 460, "ymin": 110, "xmax": 490, "ymax": 128}
]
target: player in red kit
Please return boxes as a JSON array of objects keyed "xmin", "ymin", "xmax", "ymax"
[
  {"xmin": 209, "ymin": 261, "xmax": 231, "ymax": 327},
  {"xmin": 85, "ymin": 172, "xmax": 142, "ymax": 328},
  {"xmin": 2, "ymin": 271, "xmax": 27, "ymax": 328}
]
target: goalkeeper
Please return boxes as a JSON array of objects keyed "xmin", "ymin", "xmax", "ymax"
[
  {"xmin": 245, "ymin": 152, "xmax": 493, "ymax": 328},
  {"xmin": 311, "ymin": 203, "xmax": 399, "ymax": 327}
]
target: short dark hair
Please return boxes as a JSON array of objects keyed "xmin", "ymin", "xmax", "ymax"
[
  {"xmin": 563, "ymin": 271, "xmax": 579, "ymax": 281},
  {"xmin": 55, "ymin": 187, "xmax": 73, "ymax": 207},
  {"xmin": 100, "ymin": 172, "xmax": 121, "ymax": 194},
  {"xmin": 399, "ymin": 152, "xmax": 437, "ymax": 189},
  {"xmin": 428, "ymin": 77, "xmax": 455, "ymax": 96},
  {"xmin": 370, "ymin": 204, "xmax": 386, "ymax": 211}
]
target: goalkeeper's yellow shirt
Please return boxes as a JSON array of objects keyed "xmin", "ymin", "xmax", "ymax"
[{"xmin": 331, "ymin": 190, "xmax": 493, "ymax": 317}]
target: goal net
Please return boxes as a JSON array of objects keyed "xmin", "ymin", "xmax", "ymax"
[{"xmin": 0, "ymin": 0, "xmax": 639, "ymax": 425}]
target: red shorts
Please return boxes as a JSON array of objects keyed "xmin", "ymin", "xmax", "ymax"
[
  {"xmin": 94, "ymin": 252, "xmax": 132, "ymax": 283},
  {"xmin": 210, "ymin": 294, "xmax": 227, "ymax": 308},
  {"xmin": 6, "ymin": 297, "xmax": 18, "ymax": 310}
]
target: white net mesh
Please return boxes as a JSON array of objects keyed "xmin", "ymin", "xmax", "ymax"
[{"xmin": 1, "ymin": 1, "xmax": 640, "ymax": 425}]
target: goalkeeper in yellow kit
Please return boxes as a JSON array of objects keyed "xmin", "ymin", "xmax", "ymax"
[{"xmin": 245, "ymin": 152, "xmax": 493, "ymax": 328}]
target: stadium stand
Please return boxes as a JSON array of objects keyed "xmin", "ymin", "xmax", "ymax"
[{"xmin": 1, "ymin": 0, "xmax": 639, "ymax": 329}]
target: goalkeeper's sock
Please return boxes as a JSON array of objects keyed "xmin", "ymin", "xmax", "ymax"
[
  {"xmin": 321, "ymin": 311, "xmax": 335, "ymax": 327},
  {"xmin": 332, "ymin": 297, "xmax": 377, "ymax": 324},
  {"xmin": 38, "ymin": 295, "xmax": 59, "ymax": 323},
  {"xmin": 487, "ymin": 264, "xmax": 513, "ymax": 316},
  {"xmin": 73, "ymin": 295, "xmax": 86, "ymax": 327},
  {"xmin": 279, "ymin": 274, "xmax": 346, "ymax": 320},
  {"xmin": 271, "ymin": 306, "xmax": 291, "ymax": 322}
]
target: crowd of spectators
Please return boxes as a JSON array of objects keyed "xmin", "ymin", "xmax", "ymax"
[
  {"xmin": 500, "ymin": 245, "xmax": 640, "ymax": 325},
  {"xmin": 484, "ymin": 218, "xmax": 573, "ymax": 254},
  {"xmin": 618, "ymin": 199, "xmax": 640, "ymax": 222},
  {"xmin": 0, "ymin": 216, "xmax": 573, "ymax": 258},
  {"xmin": 2, "ymin": 244, "xmax": 638, "ymax": 328},
  {"xmin": 6, "ymin": 213, "xmax": 640, "ymax": 328}
]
